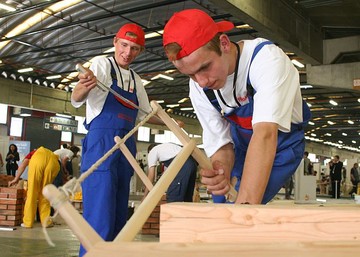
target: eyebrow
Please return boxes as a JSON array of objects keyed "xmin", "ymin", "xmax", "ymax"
[{"xmin": 187, "ymin": 62, "xmax": 210, "ymax": 77}]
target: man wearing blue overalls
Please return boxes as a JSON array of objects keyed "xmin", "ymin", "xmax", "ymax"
[
  {"xmin": 71, "ymin": 23, "xmax": 153, "ymax": 256},
  {"xmin": 163, "ymin": 9, "xmax": 311, "ymax": 204}
]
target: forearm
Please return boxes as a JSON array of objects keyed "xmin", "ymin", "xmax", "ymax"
[
  {"xmin": 144, "ymin": 167, "xmax": 156, "ymax": 197},
  {"xmin": 236, "ymin": 123, "xmax": 278, "ymax": 204},
  {"xmin": 71, "ymin": 85, "xmax": 90, "ymax": 102},
  {"xmin": 13, "ymin": 159, "xmax": 29, "ymax": 181}
]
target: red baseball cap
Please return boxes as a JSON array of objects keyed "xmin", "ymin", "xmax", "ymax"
[
  {"xmin": 116, "ymin": 23, "xmax": 145, "ymax": 47},
  {"xmin": 163, "ymin": 9, "xmax": 234, "ymax": 60}
]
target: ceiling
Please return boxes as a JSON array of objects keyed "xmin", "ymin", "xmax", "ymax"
[{"xmin": 0, "ymin": 0, "xmax": 360, "ymax": 151}]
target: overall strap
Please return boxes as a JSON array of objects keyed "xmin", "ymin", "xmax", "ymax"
[
  {"xmin": 204, "ymin": 40, "xmax": 273, "ymax": 112},
  {"xmin": 246, "ymin": 41, "xmax": 273, "ymax": 96}
]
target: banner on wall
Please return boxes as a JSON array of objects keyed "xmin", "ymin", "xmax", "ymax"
[{"xmin": 10, "ymin": 140, "xmax": 31, "ymax": 180}]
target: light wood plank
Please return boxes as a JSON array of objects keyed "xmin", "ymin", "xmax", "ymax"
[
  {"xmin": 160, "ymin": 202, "xmax": 360, "ymax": 243},
  {"xmin": 84, "ymin": 241, "xmax": 360, "ymax": 257}
]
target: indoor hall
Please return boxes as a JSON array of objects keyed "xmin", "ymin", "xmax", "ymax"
[{"xmin": 0, "ymin": 1, "xmax": 360, "ymax": 257}]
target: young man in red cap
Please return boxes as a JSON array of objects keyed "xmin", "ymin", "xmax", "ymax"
[
  {"xmin": 163, "ymin": 9, "xmax": 310, "ymax": 205},
  {"xmin": 71, "ymin": 23, "xmax": 153, "ymax": 256}
]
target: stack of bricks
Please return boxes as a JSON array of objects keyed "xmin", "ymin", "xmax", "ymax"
[
  {"xmin": 142, "ymin": 194, "xmax": 167, "ymax": 236},
  {"xmin": 0, "ymin": 175, "xmax": 25, "ymax": 227},
  {"xmin": 0, "ymin": 174, "xmax": 14, "ymax": 187}
]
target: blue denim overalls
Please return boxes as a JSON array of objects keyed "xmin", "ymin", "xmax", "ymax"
[
  {"xmin": 205, "ymin": 42, "xmax": 311, "ymax": 204},
  {"xmin": 79, "ymin": 58, "xmax": 138, "ymax": 256}
]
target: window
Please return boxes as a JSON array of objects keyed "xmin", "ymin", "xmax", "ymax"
[
  {"xmin": 0, "ymin": 104, "xmax": 8, "ymax": 124},
  {"xmin": 10, "ymin": 117, "xmax": 23, "ymax": 137}
]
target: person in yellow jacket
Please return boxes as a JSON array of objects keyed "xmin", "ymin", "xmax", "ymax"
[{"xmin": 8, "ymin": 146, "xmax": 60, "ymax": 228}]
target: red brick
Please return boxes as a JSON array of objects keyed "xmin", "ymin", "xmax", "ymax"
[
  {"xmin": 0, "ymin": 220, "xmax": 18, "ymax": 226},
  {"xmin": 0, "ymin": 204, "xmax": 7, "ymax": 210},
  {"xmin": 0, "ymin": 215, "xmax": 6, "ymax": 220},
  {"xmin": 7, "ymin": 204, "xmax": 23, "ymax": 210},
  {"xmin": 6, "ymin": 214, "xmax": 22, "ymax": 221},
  {"xmin": 0, "ymin": 199, "xmax": 23, "ymax": 205}
]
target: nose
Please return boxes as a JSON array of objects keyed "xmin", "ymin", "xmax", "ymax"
[
  {"xmin": 123, "ymin": 46, "xmax": 131, "ymax": 56},
  {"xmin": 194, "ymin": 73, "xmax": 209, "ymax": 88}
]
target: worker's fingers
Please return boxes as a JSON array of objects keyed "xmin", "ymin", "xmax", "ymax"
[{"xmin": 200, "ymin": 168, "xmax": 229, "ymax": 195}]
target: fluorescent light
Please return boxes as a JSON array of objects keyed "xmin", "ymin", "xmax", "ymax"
[
  {"xmin": 104, "ymin": 47, "xmax": 114, "ymax": 53},
  {"xmin": 327, "ymin": 121, "xmax": 335, "ymax": 125},
  {"xmin": 342, "ymin": 133, "xmax": 347, "ymax": 136},
  {"xmin": 358, "ymin": 98, "xmax": 360, "ymax": 103},
  {"xmin": 46, "ymin": 75, "xmax": 61, "ymax": 79},
  {"xmin": 300, "ymin": 84, "xmax": 313, "ymax": 89},
  {"xmin": 306, "ymin": 102, "xmax": 312, "ymax": 107},
  {"xmin": 348, "ymin": 120, "xmax": 354, "ymax": 124},
  {"xmin": 180, "ymin": 107, "xmax": 194, "ymax": 111},
  {"xmin": 142, "ymin": 79, "xmax": 151, "ymax": 86},
  {"xmin": 166, "ymin": 104, "xmax": 179, "ymax": 108},
  {"xmin": 308, "ymin": 121, "xmax": 315, "ymax": 125},
  {"xmin": 178, "ymin": 98, "xmax": 189, "ymax": 103},
  {"xmin": 352, "ymin": 140, "xmax": 357, "ymax": 144},
  {"xmin": 156, "ymin": 100, "xmax": 165, "ymax": 104},
  {"xmin": 56, "ymin": 113, "xmax": 72, "ymax": 119},
  {"xmin": 18, "ymin": 67, "xmax": 33, "ymax": 73},
  {"xmin": 235, "ymin": 24, "xmax": 251, "ymax": 29},
  {"xmin": 329, "ymin": 99, "xmax": 338, "ymax": 106},
  {"xmin": 151, "ymin": 74, "xmax": 174, "ymax": 81},
  {"xmin": 0, "ymin": 3, "xmax": 16, "ymax": 11},
  {"xmin": 291, "ymin": 59, "xmax": 305, "ymax": 68},
  {"xmin": 145, "ymin": 30, "xmax": 163, "ymax": 39},
  {"xmin": 325, "ymin": 133, "xmax": 332, "ymax": 136}
]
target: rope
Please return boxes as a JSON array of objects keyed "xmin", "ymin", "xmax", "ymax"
[{"xmin": 42, "ymin": 108, "xmax": 158, "ymax": 246}]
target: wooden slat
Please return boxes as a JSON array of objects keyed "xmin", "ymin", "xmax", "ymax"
[
  {"xmin": 84, "ymin": 241, "xmax": 360, "ymax": 257},
  {"xmin": 160, "ymin": 202, "xmax": 360, "ymax": 243},
  {"xmin": 114, "ymin": 140, "xmax": 196, "ymax": 242}
]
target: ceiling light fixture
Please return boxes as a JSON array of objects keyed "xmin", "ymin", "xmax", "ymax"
[
  {"xmin": 46, "ymin": 75, "xmax": 61, "ymax": 80},
  {"xmin": 178, "ymin": 98, "xmax": 189, "ymax": 103},
  {"xmin": 308, "ymin": 121, "xmax": 315, "ymax": 125},
  {"xmin": 291, "ymin": 59, "xmax": 305, "ymax": 68},
  {"xmin": 180, "ymin": 107, "xmax": 194, "ymax": 111},
  {"xmin": 145, "ymin": 30, "xmax": 164, "ymax": 39},
  {"xmin": 166, "ymin": 104, "xmax": 179, "ymax": 108},
  {"xmin": 327, "ymin": 121, "xmax": 335, "ymax": 125},
  {"xmin": 348, "ymin": 120, "xmax": 354, "ymax": 124},
  {"xmin": 150, "ymin": 74, "xmax": 174, "ymax": 81},
  {"xmin": 329, "ymin": 99, "xmax": 338, "ymax": 106},
  {"xmin": 156, "ymin": 100, "xmax": 165, "ymax": 104},
  {"xmin": 142, "ymin": 79, "xmax": 151, "ymax": 86},
  {"xmin": 18, "ymin": 67, "xmax": 33, "ymax": 73},
  {"xmin": 300, "ymin": 84, "xmax": 313, "ymax": 89},
  {"xmin": 0, "ymin": 3, "xmax": 16, "ymax": 12}
]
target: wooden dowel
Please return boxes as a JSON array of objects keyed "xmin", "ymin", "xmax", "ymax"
[
  {"xmin": 114, "ymin": 136, "xmax": 153, "ymax": 191},
  {"xmin": 42, "ymin": 184, "xmax": 103, "ymax": 251},
  {"xmin": 114, "ymin": 139, "xmax": 196, "ymax": 242},
  {"xmin": 151, "ymin": 101, "xmax": 237, "ymax": 201}
]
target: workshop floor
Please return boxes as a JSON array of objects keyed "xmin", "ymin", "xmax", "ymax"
[{"xmin": 0, "ymin": 199, "xmax": 158, "ymax": 257}]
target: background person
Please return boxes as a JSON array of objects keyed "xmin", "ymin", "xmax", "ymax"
[
  {"xmin": 6, "ymin": 143, "xmax": 20, "ymax": 176},
  {"xmin": 330, "ymin": 155, "xmax": 343, "ymax": 198},
  {"xmin": 143, "ymin": 143, "xmax": 198, "ymax": 203},
  {"xmin": 162, "ymin": 9, "xmax": 310, "ymax": 204},
  {"xmin": 8, "ymin": 147, "xmax": 60, "ymax": 228}
]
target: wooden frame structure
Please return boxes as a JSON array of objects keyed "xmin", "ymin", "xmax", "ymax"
[{"xmin": 42, "ymin": 101, "xmax": 360, "ymax": 256}]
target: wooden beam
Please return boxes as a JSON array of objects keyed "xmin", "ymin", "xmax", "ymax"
[
  {"xmin": 160, "ymin": 202, "xmax": 360, "ymax": 243},
  {"xmin": 84, "ymin": 241, "xmax": 360, "ymax": 257}
]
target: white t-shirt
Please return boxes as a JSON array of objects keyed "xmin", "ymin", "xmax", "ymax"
[
  {"xmin": 147, "ymin": 143, "xmax": 182, "ymax": 168},
  {"xmin": 71, "ymin": 56, "xmax": 152, "ymax": 124},
  {"xmin": 189, "ymin": 38, "xmax": 304, "ymax": 157},
  {"xmin": 53, "ymin": 148, "xmax": 74, "ymax": 161}
]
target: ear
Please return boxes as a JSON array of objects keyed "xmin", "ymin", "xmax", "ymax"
[
  {"xmin": 113, "ymin": 37, "xmax": 118, "ymax": 46},
  {"xmin": 219, "ymin": 34, "xmax": 231, "ymax": 52}
]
